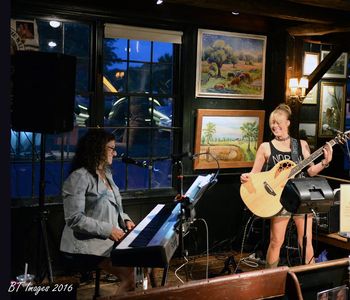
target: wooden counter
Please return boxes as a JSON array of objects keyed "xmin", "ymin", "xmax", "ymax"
[{"xmin": 314, "ymin": 232, "xmax": 350, "ymax": 250}]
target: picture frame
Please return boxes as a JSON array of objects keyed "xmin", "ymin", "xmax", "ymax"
[
  {"xmin": 303, "ymin": 52, "xmax": 319, "ymax": 76},
  {"xmin": 319, "ymin": 82, "xmax": 346, "ymax": 137},
  {"xmin": 194, "ymin": 109, "xmax": 265, "ymax": 170},
  {"xmin": 195, "ymin": 29, "xmax": 267, "ymax": 99},
  {"xmin": 299, "ymin": 122, "xmax": 317, "ymax": 151},
  {"xmin": 303, "ymin": 84, "xmax": 318, "ymax": 105},
  {"xmin": 321, "ymin": 50, "xmax": 348, "ymax": 78}
]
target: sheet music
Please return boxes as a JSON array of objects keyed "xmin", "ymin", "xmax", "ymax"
[
  {"xmin": 184, "ymin": 173, "xmax": 214, "ymax": 203},
  {"xmin": 340, "ymin": 184, "xmax": 350, "ymax": 234}
]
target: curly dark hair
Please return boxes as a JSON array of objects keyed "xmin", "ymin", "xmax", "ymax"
[{"xmin": 70, "ymin": 129, "xmax": 115, "ymax": 176}]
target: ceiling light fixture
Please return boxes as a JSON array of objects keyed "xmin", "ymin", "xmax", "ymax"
[
  {"xmin": 156, "ymin": 0, "xmax": 163, "ymax": 5},
  {"xmin": 48, "ymin": 41, "xmax": 57, "ymax": 48},
  {"xmin": 231, "ymin": 11, "xmax": 240, "ymax": 15},
  {"xmin": 49, "ymin": 20, "xmax": 61, "ymax": 28}
]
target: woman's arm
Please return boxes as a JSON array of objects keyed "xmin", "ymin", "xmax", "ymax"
[
  {"xmin": 303, "ymin": 140, "xmax": 333, "ymax": 177},
  {"xmin": 241, "ymin": 142, "xmax": 268, "ymax": 183}
]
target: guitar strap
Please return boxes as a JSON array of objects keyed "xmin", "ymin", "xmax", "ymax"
[{"xmin": 290, "ymin": 137, "xmax": 299, "ymax": 163}]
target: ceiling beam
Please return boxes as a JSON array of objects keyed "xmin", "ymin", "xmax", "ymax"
[
  {"xmin": 287, "ymin": 0, "xmax": 350, "ymax": 12},
  {"xmin": 306, "ymin": 44, "xmax": 345, "ymax": 94},
  {"xmin": 287, "ymin": 24, "xmax": 350, "ymax": 36},
  {"xmin": 166, "ymin": 0, "xmax": 349, "ymax": 24}
]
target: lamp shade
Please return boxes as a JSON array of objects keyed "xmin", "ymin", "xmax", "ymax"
[
  {"xmin": 289, "ymin": 78, "xmax": 299, "ymax": 88},
  {"xmin": 299, "ymin": 77, "xmax": 309, "ymax": 89}
]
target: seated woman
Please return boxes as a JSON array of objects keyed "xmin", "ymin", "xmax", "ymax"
[{"xmin": 60, "ymin": 128, "xmax": 135, "ymax": 294}]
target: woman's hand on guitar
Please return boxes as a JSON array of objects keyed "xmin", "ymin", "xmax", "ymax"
[
  {"xmin": 322, "ymin": 142, "xmax": 333, "ymax": 165},
  {"xmin": 240, "ymin": 173, "xmax": 250, "ymax": 184}
]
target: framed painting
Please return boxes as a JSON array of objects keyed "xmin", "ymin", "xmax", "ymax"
[
  {"xmin": 319, "ymin": 82, "xmax": 346, "ymax": 137},
  {"xmin": 321, "ymin": 51, "xmax": 348, "ymax": 78},
  {"xmin": 299, "ymin": 122, "xmax": 317, "ymax": 151},
  {"xmin": 303, "ymin": 52, "xmax": 319, "ymax": 76},
  {"xmin": 194, "ymin": 109, "xmax": 265, "ymax": 170},
  {"xmin": 303, "ymin": 84, "xmax": 318, "ymax": 105},
  {"xmin": 195, "ymin": 29, "xmax": 267, "ymax": 99}
]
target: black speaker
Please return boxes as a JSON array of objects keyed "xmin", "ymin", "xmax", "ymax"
[
  {"xmin": 280, "ymin": 177, "xmax": 334, "ymax": 214},
  {"xmin": 11, "ymin": 51, "xmax": 76, "ymax": 133}
]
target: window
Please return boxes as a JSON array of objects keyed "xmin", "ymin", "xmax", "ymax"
[
  {"xmin": 103, "ymin": 24, "xmax": 182, "ymax": 190},
  {"xmin": 10, "ymin": 18, "xmax": 91, "ymax": 200},
  {"xmin": 10, "ymin": 19, "xmax": 182, "ymax": 200}
]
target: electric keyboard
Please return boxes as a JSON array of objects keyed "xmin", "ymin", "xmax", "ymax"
[{"xmin": 111, "ymin": 203, "xmax": 181, "ymax": 267}]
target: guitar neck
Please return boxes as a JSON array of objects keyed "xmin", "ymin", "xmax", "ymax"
[{"xmin": 289, "ymin": 139, "xmax": 337, "ymax": 178}]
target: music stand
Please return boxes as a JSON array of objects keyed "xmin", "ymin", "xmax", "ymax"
[
  {"xmin": 281, "ymin": 177, "xmax": 334, "ymax": 265},
  {"xmin": 175, "ymin": 173, "xmax": 217, "ymax": 281}
]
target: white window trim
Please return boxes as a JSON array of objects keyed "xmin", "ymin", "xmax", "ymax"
[{"xmin": 104, "ymin": 23, "xmax": 182, "ymax": 44}]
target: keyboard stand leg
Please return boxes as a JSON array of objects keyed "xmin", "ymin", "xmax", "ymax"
[{"xmin": 161, "ymin": 265, "xmax": 169, "ymax": 286}]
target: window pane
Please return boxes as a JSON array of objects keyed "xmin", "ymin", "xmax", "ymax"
[
  {"xmin": 64, "ymin": 23, "xmax": 90, "ymax": 57},
  {"xmin": 75, "ymin": 95, "xmax": 90, "ymax": 127},
  {"xmin": 153, "ymin": 128, "xmax": 173, "ymax": 157},
  {"xmin": 129, "ymin": 40, "xmax": 151, "ymax": 62},
  {"xmin": 128, "ymin": 62, "xmax": 151, "ymax": 93},
  {"xmin": 10, "ymin": 131, "xmax": 40, "ymax": 159},
  {"xmin": 152, "ymin": 63, "xmax": 173, "ymax": 94},
  {"xmin": 76, "ymin": 57, "xmax": 90, "ymax": 92},
  {"xmin": 126, "ymin": 165, "xmax": 149, "ymax": 190},
  {"xmin": 153, "ymin": 97, "xmax": 173, "ymax": 127},
  {"xmin": 111, "ymin": 160, "xmax": 126, "ymax": 191},
  {"xmin": 127, "ymin": 128, "xmax": 152, "ymax": 157},
  {"xmin": 153, "ymin": 42, "xmax": 173, "ymax": 62},
  {"xmin": 37, "ymin": 20, "xmax": 63, "ymax": 53},
  {"xmin": 151, "ymin": 160, "xmax": 172, "ymax": 188},
  {"xmin": 103, "ymin": 61, "xmax": 127, "ymax": 93},
  {"xmin": 104, "ymin": 38, "xmax": 128, "ymax": 61}
]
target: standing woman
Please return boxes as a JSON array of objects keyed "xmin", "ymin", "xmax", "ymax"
[
  {"xmin": 240, "ymin": 104, "xmax": 333, "ymax": 268},
  {"xmin": 60, "ymin": 128, "xmax": 135, "ymax": 294}
]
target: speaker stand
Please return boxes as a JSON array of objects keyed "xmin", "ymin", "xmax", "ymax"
[
  {"xmin": 302, "ymin": 213, "xmax": 308, "ymax": 265},
  {"xmin": 36, "ymin": 133, "xmax": 54, "ymax": 283}
]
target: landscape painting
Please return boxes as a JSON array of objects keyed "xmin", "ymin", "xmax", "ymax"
[
  {"xmin": 321, "ymin": 51, "xmax": 348, "ymax": 78},
  {"xmin": 319, "ymin": 82, "xmax": 346, "ymax": 137},
  {"xmin": 194, "ymin": 109, "xmax": 265, "ymax": 169},
  {"xmin": 195, "ymin": 29, "xmax": 267, "ymax": 99}
]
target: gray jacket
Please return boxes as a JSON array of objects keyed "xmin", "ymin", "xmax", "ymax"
[{"xmin": 60, "ymin": 167, "xmax": 131, "ymax": 257}]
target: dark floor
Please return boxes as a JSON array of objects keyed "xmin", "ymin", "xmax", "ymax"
[{"xmin": 59, "ymin": 251, "xmax": 265, "ymax": 300}]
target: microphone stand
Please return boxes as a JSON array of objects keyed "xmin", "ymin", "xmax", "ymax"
[
  {"xmin": 174, "ymin": 152, "xmax": 219, "ymax": 282},
  {"xmin": 36, "ymin": 133, "xmax": 54, "ymax": 283}
]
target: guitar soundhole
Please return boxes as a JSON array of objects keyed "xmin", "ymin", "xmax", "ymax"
[{"xmin": 279, "ymin": 162, "xmax": 292, "ymax": 171}]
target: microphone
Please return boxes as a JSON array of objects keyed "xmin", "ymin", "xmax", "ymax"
[
  {"xmin": 171, "ymin": 152, "xmax": 193, "ymax": 161},
  {"xmin": 322, "ymin": 124, "xmax": 342, "ymax": 134},
  {"xmin": 121, "ymin": 154, "xmax": 148, "ymax": 168}
]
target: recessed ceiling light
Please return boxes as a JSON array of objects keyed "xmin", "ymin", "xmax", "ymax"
[
  {"xmin": 156, "ymin": 0, "xmax": 163, "ymax": 5},
  {"xmin": 48, "ymin": 41, "xmax": 57, "ymax": 48},
  {"xmin": 231, "ymin": 11, "xmax": 240, "ymax": 15},
  {"xmin": 49, "ymin": 21, "xmax": 61, "ymax": 28}
]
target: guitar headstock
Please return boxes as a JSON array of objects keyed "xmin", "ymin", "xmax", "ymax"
[{"xmin": 335, "ymin": 130, "xmax": 350, "ymax": 145}]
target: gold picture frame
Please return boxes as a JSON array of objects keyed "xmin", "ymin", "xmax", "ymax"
[
  {"xmin": 194, "ymin": 109, "xmax": 265, "ymax": 169},
  {"xmin": 195, "ymin": 29, "xmax": 267, "ymax": 99},
  {"xmin": 319, "ymin": 82, "xmax": 346, "ymax": 137}
]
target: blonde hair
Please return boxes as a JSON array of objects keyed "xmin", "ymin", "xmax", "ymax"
[{"xmin": 269, "ymin": 103, "xmax": 292, "ymax": 125}]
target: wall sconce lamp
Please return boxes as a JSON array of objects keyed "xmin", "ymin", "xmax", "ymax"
[{"xmin": 288, "ymin": 77, "xmax": 309, "ymax": 103}]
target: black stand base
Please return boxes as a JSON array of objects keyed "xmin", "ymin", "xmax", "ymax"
[{"xmin": 215, "ymin": 255, "xmax": 240, "ymax": 276}]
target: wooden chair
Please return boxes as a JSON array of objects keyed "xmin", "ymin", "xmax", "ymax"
[{"xmin": 98, "ymin": 266, "xmax": 303, "ymax": 300}]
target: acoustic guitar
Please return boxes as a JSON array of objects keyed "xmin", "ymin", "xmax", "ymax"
[{"xmin": 240, "ymin": 132, "xmax": 349, "ymax": 218}]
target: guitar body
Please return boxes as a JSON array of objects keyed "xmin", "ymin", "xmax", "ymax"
[{"xmin": 240, "ymin": 159, "xmax": 296, "ymax": 218}]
